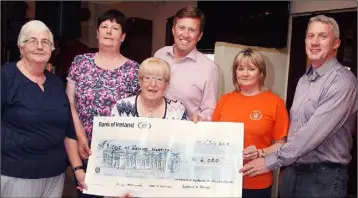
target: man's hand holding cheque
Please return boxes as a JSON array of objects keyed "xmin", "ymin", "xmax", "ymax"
[
  {"xmin": 240, "ymin": 157, "xmax": 270, "ymax": 177},
  {"xmin": 240, "ymin": 145, "xmax": 270, "ymax": 177}
]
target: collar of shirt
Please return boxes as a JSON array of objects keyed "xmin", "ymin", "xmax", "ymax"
[
  {"xmin": 306, "ymin": 57, "xmax": 338, "ymax": 77},
  {"xmin": 165, "ymin": 45, "xmax": 198, "ymax": 62}
]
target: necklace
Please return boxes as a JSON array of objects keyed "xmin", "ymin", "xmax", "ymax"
[
  {"xmin": 139, "ymin": 95, "xmax": 160, "ymax": 118},
  {"xmin": 143, "ymin": 106, "xmax": 154, "ymax": 118},
  {"xmin": 147, "ymin": 111, "xmax": 153, "ymax": 118}
]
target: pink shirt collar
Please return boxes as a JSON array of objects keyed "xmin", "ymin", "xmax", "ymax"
[{"xmin": 165, "ymin": 45, "xmax": 198, "ymax": 62}]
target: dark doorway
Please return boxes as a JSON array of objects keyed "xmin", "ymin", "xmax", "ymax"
[
  {"xmin": 1, "ymin": 1, "xmax": 29, "ymax": 65},
  {"xmin": 122, "ymin": 17, "xmax": 153, "ymax": 64},
  {"xmin": 165, "ymin": 16, "xmax": 175, "ymax": 46}
]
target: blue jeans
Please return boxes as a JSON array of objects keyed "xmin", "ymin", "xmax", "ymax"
[{"xmin": 279, "ymin": 163, "xmax": 348, "ymax": 198}]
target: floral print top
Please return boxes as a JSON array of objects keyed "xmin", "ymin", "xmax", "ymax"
[{"xmin": 67, "ymin": 53, "xmax": 140, "ymax": 140}]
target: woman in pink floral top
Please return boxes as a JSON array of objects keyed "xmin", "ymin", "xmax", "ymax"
[{"xmin": 66, "ymin": 10, "xmax": 140, "ymax": 168}]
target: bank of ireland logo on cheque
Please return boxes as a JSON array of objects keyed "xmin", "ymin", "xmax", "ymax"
[
  {"xmin": 250, "ymin": 110, "xmax": 262, "ymax": 120},
  {"xmin": 138, "ymin": 122, "xmax": 151, "ymax": 129}
]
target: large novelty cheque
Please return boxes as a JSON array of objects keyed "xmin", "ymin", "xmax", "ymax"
[{"xmin": 84, "ymin": 117, "xmax": 244, "ymax": 197}]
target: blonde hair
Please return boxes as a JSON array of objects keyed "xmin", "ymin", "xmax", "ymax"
[
  {"xmin": 17, "ymin": 20, "xmax": 55, "ymax": 51},
  {"xmin": 307, "ymin": 15, "xmax": 340, "ymax": 39},
  {"xmin": 232, "ymin": 48, "xmax": 267, "ymax": 91},
  {"xmin": 139, "ymin": 57, "xmax": 171, "ymax": 81}
]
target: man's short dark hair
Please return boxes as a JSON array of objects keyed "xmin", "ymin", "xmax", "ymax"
[
  {"xmin": 97, "ymin": 9, "xmax": 127, "ymax": 34},
  {"xmin": 173, "ymin": 6, "xmax": 205, "ymax": 33}
]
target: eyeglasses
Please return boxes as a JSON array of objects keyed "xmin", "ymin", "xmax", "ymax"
[
  {"xmin": 140, "ymin": 76, "xmax": 167, "ymax": 84},
  {"xmin": 24, "ymin": 38, "xmax": 52, "ymax": 48}
]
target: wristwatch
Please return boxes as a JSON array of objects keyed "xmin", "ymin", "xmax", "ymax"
[{"xmin": 72, "ymin": 165, "xmax": 84, "ymax": 173}]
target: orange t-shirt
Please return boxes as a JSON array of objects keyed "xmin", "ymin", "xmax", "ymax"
[{"xmin": 212, "ymin": 91, "xmax": 289, "ymax": 189}]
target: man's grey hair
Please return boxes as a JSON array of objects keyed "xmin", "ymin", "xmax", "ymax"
[
  {"xmin": 17, "ymin": 20, "xmax": 55, "ymax": 51},
  {"xmin": 307, "ymin": 15, "xmax": 340, "ymax": 39}
]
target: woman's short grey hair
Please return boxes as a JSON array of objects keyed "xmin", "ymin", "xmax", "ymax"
[
  {"xmin": 307, "ymin": 15, "xmax": 340, "ymax": 39},
  {"xmin": 17, "ymin": 20, "xmax": 55, "ymax": 51}
]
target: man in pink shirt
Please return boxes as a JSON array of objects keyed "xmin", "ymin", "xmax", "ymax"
[{"xmin": 154, "ymin": 6, "xmax": 219, "ymax": 122}]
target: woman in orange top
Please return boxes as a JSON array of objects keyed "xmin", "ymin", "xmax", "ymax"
[{"xmin": 212, "ymin": 48, "xmax": 289, "ymax": 198}]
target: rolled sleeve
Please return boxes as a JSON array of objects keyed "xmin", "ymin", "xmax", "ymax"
[{"xmin": 66, "ymin": 55, "xmax": 82, "ymax": 83}]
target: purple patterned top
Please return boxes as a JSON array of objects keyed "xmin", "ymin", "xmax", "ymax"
[{"xmin": 67, "ymin": 53, "xmax": 140, "ymax": 140}]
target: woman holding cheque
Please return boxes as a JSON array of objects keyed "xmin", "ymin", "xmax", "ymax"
[
  {"xmin": 109, "ymin": 57, "xmax": 188, "ymax": 198},
  {"xmin": 76, "ymin": 58, "xmax": 187, "ymax": 198},
  {"xmin": 212, "ymin": 48, "xmax": 289, "ymax": 198}
]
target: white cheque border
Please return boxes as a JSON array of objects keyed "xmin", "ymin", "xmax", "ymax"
[{"xmin": 83, "ymin": 117, "xmax": 244, "ymax": 197}]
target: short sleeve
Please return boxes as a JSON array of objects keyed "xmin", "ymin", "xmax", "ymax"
[
  {"xmin": 1, "ymin": 64, "xmax": 16, "ymax": 109},
  {"xmin": 65, "ymin": 97, "xmax": 77, "ymax": 140},
  {"xmin": 131, "ymin": 62, "xmax": 140, "ymax": 94},
  {"xmin": 66, "ymin": 55, "xmax": 82, "ymax": 83},
  {"xmin": 212, "ymin": 93, "xmax": 231, "ymax": 122},
  {"xmin": 272, "ymin": 98, "xmax": 289, "ymax": 140},
  {"xmin": 181, "ymin": 109, "xmax": 189, "ymax": 120},
  {"xmin": 110, "ymin": 96, "xmax": 137, "ymax": 117},
  {"xmin": 1, "ymin": 67, "xmax": 9, "ymax": 108}
]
